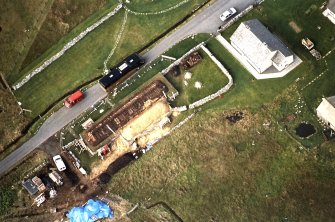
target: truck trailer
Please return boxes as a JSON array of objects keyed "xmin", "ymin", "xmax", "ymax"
[{"xmin": 99, "ymin": 53, "xmax": 145, "ymax": 90}]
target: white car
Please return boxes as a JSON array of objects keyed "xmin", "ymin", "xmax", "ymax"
[
  {"xmin": 220, "ymin": 8, "xmax": 237, "ymax": 22},
  {"xmin": 53, "ymin": 155, "xmax": 66, "ymax": 171}
]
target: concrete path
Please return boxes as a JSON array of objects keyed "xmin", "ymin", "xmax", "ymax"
[{"xmin": 0, "ymin": 0, "xmax": 258, "ymax": 177}]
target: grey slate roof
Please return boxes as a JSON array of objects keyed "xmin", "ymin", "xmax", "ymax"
[
  {"xmin": 240, "ymin": 19, "xmax": 292, "ymax": 56},
  {"xmin": 22, "ymin": 179, "xmax": 38, "ymax": 196},
  {"xmin": 328, "ymin": 0, "xmax": 335, "ymax": 12},
  {"xmin": 326, "ymin": 95, "xmax": 335, "ymax": 106},
  {"xmin": 230, "ymin": 19, "xmax": 293, "ymax": 72}
]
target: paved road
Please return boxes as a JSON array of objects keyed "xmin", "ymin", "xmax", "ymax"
[
  {"xmin": 0, "ymin": 85, "xmax": 107, "ymax": 176},
  {"xmin": 0, "ymin": 0, "xmax": 257, "ymax": 177},
  {"xmin": 144, "ymin": 0, "xmax": 258, "ymax": 62}
]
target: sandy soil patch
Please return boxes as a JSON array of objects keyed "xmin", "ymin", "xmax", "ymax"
[
  {"xmin": 120, "ymin": 99, "xmax": 171, "ymax": 141},
  {"xmin": 289, "ymin": 21, "xmax": 302, "ymax": 33},
  {"xmin": 137, "ymin": 126, "xmax": 171, "ymax": 148}
]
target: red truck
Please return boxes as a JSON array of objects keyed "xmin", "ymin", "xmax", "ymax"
[{"xmin": 64, "ymin": 90, "xmax": 84, "ymax": 108}]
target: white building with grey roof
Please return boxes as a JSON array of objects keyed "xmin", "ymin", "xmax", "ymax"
[
  {"xmin": 317, "ymin": 96, "xmax": 335, "ymax": 131},
  {"xmin": 230, "ymin": 19, "xmax": 294, "ymax": 74},
  {"xmin": 323, "ymin": 0, "xmax": 335, "ymax": 24}
]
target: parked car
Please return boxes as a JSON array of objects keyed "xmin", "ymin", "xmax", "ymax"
[
  {"xmin": 53, "ymin": 155, "xmax": 66, "ymax": 171},
  {"xmin": 220, "ymin": 8, "xmax": 237, "ymax": 21}
]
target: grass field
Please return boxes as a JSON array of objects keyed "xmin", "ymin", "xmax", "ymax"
[
  {"xmin": 108, "ymin": 109, "xmax": 335, "ymax": 221},
  {"xmin": 0, "ymin": 89, "xmax": 28, "ymax": 153},
  {"xmin": 19, "ymin": 0, "xmax": 114, "ymax": 72},
  {"xmin": 104, "ymin": 0, "xmax": 335, "ymax": 220},
  {"xmin": 204, "ymin": 38, "xmax": 303, "ymax": 110},
  {"xmin": 210, "ymin": 0, "xmax": 335, "ymax": 146},
  {"xmin": 13, "ymin": 0, "xmax": 207, "ymax": 119},
  {"xmin": 2, "ymin": 0, "xmax": 335, "ymax": 220},
  {"xmin": 0, "ymin": 0, "xmax": 54, "ymax": 79}
]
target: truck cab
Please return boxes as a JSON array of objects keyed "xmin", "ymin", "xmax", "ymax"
[{"xmin": 64, "ymin": 90, "xmax": 84, "ymax": 108}]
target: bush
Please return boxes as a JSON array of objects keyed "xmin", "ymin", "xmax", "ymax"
[{"xmin": 0, "ymin": 188, "xmax": 15, "ymax": 216}]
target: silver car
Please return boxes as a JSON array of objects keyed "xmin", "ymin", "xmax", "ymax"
[{"xmin": 220, "ymin": 8, "xmax": 237, "ymax": 21}]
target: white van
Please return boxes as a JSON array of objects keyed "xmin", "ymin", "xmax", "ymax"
[{"xmin": 53, "ymin": 155, "xmax": 66, "ymax": 171}]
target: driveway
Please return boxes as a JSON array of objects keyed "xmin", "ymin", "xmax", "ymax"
[{"xmin": 0, "ymin": 0, "xmax": 258, "ymax": 177}]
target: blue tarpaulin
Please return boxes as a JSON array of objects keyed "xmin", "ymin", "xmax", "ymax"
[{"xmin": 67, "ymin": 199, "xmax": 114, "ymax": 222}]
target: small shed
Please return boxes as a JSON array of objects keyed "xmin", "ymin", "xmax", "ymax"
[{"xmin": 22, "ymin": 179, "xmax": 39, "ymax": 196}]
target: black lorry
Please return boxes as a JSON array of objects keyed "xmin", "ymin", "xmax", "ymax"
[{"xmin": 99, "ymin": 53, "xmax": 145, "ymax": 90}]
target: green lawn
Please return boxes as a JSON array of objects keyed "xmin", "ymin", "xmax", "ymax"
[
  {"xmin": 69, "ymin": 146, "xmax": 99, "ymax": 173},
  {"xmin": 14, "ymin": 0, "xmax": 207, "ymax": 118},
  {"xmin": 82, "ymin": 33, "xmax": 209, "ymax": 133},
  {"xmin": 204, "ymin": 38, "xmax": 304, "ymax": 110},
  {"xmin": 166, "ymin": 49, "xmax": 230, "ymax": 106},
  {"xmin": 0, "ymin": 0, "xmax": 121, "ymax": 154},
  {"xmin": 222, "ymin": 0, "xmax": 335, "ymax": 58},
  {"xmin": 301, "ymin": 52, "xmax": 335, "ymax": 110}
]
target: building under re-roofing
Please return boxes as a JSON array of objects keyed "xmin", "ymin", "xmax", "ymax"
[
  {"xmin": 316, "ymin": 96, "xmax": 335, "ymax": 131},
  {"xmin": 230, "ymin": 19, "xmax": 294, "ymax": 73},
  {"xmin": 82, "ymin": 80, "xmax": 170, "ymax": 154},
  {"xmin": 323, "ymin": 0, "xmax": 335, "ymax": 24},
  {"xmin": 22, "ymin": 179, "xmax": 39, "ymax": 196}
]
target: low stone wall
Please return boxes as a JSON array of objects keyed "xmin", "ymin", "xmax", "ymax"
[
  {"xmin": 13, "ymin": 4, "xmax": 123, "ymax": 90},
  {"xmin": 103, "ymin": 10, "xmax": 128, "ymax": 73},
  {"xmin": 171, "ymin": 106, "xmax": 188, "ymax": 112},
  {"xmin": 217, "ymin": 5, "xmax": 253, "ymax": 32},
  {"xmin": 124, "ymin": 0, "xmax": 192, "ymax": 16},
  {"xmin": 161, "ymin": 42, "xmax": 205, "ymax": 75}
]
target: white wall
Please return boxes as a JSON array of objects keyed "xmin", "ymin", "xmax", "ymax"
[{"xmin": 323, "ymin": 8, "xmax": 335, "ymax": 25}]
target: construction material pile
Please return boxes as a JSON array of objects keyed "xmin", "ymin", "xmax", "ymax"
[{"xmin": 67, "ymin": 199, "xmax": 113, "ymax": 222}]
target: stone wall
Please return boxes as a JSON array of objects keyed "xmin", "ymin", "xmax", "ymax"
[{"xmin": 188, "ymin": 45, "xmax": 233, "ymax": 109}]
